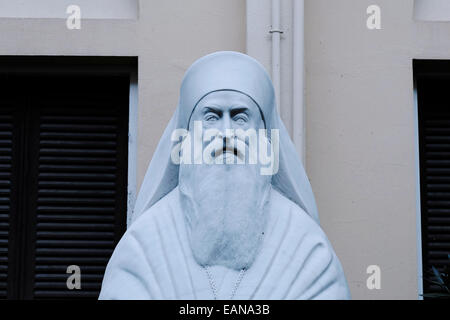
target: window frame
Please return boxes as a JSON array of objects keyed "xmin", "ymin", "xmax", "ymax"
[
  {"xmin": 0, "ymin": 55, "xmax": 138, "ymax": 229},
  {"xmin": 414, "ymin": 59, "xmax": 450, "ymax": 299},
  {"xmin": 0, "ymin": 56, "xmax": 137, "ymax": 299}
]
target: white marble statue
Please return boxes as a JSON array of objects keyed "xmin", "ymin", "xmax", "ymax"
[{"xmin": 99, "ymin": 51, "xmax": 351, "ymax": 300}]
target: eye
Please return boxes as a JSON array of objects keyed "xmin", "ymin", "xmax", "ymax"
[
  {"xmin": 204, "ymin": 113, "xmax": 219, "ymax": 122},
  {"xmin": 233, "ymin": 114, "xmax": 248, "ymax": 124}
]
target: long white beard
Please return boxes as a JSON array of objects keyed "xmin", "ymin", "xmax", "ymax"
[{"xmin": 179, "ymin": 157, "xmax": 271, "ymax": 270}]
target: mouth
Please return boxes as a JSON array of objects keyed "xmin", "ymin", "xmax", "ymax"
[{"xmin": 214, "ymin": 146, "xmax": 242, "ymax": 160}]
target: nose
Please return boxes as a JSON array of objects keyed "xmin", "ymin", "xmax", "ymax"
[
  {"xmin": 214, "ymin": 113, "xmax": 235, "ymax": 143},
  {"xmin": 217, "ymin": 112, "xmax": 232, "ymax": 133}
]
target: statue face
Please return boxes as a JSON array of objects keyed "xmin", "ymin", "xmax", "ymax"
[
  {"xmin": 188, "ymin": 90, "xmax": 265, "ymax": 164},
  {"xmin": 180, "ymin": 90, "xmax": 271, "ymax": 270},
  {"xmin": 189, "ymin": 90, "xmax": 264, "ymax": 133}
]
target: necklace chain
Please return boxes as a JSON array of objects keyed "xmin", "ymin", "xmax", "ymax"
[
  {"xmin": 204, "ymin": 266, "xmax": 246, "ymax": 300},
  {"xmin": 204, "ymin": 231, "xmax": 265, "ymax": 299}
]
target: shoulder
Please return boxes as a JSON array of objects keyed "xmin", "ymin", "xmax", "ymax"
[
  {"xmin": 100, "ymin": 188, "xmax": 182, "ymax": 299},
  {"xmin": 269, "ymin": 187, "xmax": 327, "ymax": 243},
  {"xmin": 131, "ymin": 187, "xmax": 179, "ymax": 228},
  {"xmin": 126, "ymin": 187, "xmax": 180, "ymax": 242},
  {"xmin": 103, "ymin": 187, "xmax": 181, "ymax": 272},
  {"xmin": 269, "ymin": 187, "xmax": 350, "ymax": 298}
]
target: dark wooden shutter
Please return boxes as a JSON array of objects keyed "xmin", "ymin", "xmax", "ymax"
[
  {"xmin": 416, "ymin": 61, "xmax": 450, "ymax": 297},
  {"xmin": 0, "ymin": 98, "xmax": 15, "ymax": 299},
  {"xmin": 0, "ymin": 107, "xmax": 11, "ymax": 298},
  {"xmin": 0, "ymin": 76, "xmax": 25, "ymax": 300},
  {"xmin": 29, "ymin": 75, "xmax": 129, "ymax": 299},
  {"xmin": 0, "ymin": 59, "xmax": 133, "ymax": 300}
]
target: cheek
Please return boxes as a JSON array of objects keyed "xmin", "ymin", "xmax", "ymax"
[
  {"xmin": 202, "ymin": 120, "xmax": 218, "ymax": 129},
  {"xmin": 247, "ymin": 117, "xmax": 264, "ymax": 131}
]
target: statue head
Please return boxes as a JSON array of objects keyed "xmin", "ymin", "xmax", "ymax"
[{"xmin": 132, "ymin": 51, "xmax": 320, "ymax": 269}]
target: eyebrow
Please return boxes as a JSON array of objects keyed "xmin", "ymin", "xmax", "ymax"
[
  {"xmin": 203, "ymin": 106, "xmax": 222, "ymax": 115},
  {"xmin": 203, "ymin": 105, "xmax": 249, "ymax": 113},
  {"xmin": 230, "ymin": 106, "xmax": 249, "ymax": 116}
]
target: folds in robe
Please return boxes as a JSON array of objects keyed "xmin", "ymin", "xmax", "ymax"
[{"xmin": 99, "ymin": 186, "xmax": 351, "ymax": 300}]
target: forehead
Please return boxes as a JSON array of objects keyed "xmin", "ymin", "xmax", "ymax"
[{"xmin": 195, "ymin": 90, "xmax": 259, "ymax": 110}]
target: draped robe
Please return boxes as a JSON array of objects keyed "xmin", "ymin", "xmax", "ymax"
[{"xmin": 99, "ymin": 185, "xmax": 351, "ymax": 300}]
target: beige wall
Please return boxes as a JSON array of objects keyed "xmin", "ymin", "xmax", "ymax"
[{"xmin": 305, "ymin": 0, "xmax": 450, "ymax": 299}]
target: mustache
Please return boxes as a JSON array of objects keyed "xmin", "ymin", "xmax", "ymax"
[
  {"xmin": 206, "ymin": 136, "xmax": 247, "ymax": 162},
  {"xmin": 213, "ymin": 143, "xmax": 244, "ymax": 159}
]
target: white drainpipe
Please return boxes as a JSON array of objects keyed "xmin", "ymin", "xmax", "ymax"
[
  {"xmin": 249, "ymin": 0, "xmax": 305, "ymax": 162},
  {"xmin": 292, "ymin": 0, "xmax": 306, "ymax": 163},
  {"xmin": 270, "ymin": 0, "xmax": 282, "ymax": 113}
]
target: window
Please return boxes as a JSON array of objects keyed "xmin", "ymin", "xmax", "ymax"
[
  {"xmin": 0, "ymin": 57, "xmax": 135, "ymax": 299},
  {"xmin": 415, "ymin": 60, "xmax": 450, "ymax": 298}
]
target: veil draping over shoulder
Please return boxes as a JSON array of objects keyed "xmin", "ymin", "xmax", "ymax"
[{"xmin": 131, "ymin": 51, "xmax": 320, "ymax": 225}]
